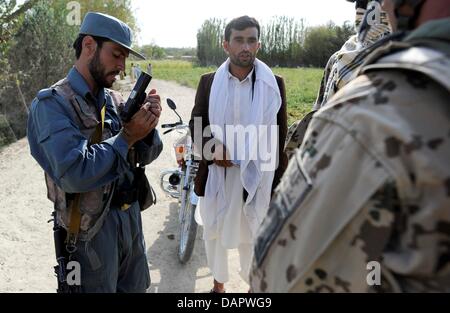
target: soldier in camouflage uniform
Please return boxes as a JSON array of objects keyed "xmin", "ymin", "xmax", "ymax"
[
  {"xmin": 284, "ymin": 0, "xmax": 392, "ymax": 161},
  {"xmin": 250, "ymin": 0, "xmax": 450, "ymax": 292},
  {"xmin": 314, "ymin": 0, "xmax": 392, "ymax": 109}
]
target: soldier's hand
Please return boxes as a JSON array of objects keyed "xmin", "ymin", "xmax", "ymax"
[
  {"xmin": 144, "ymin": 89, "xmax": 161, "ymax": 118},
  {"xmin": 121, "ymin": 103, "xmax": 159, "ymax": 147},
  {"xmin": 213, "ymin": 143, "xmax": 233, "ymax": 168}
]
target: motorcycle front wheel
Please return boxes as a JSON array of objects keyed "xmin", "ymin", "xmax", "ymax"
[{"xmin": 178, "ymin": 183, "xmax": 198, "ymax": 264}]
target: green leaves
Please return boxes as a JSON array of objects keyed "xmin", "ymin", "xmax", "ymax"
[
  {"xmin": 195, "ymin": 16, "xmax": 355, "ymax": 68},
  {"xmin": 196, "ymin": 18, "xmax": 227, "ymax": 67},
  {"xmin": 0, "ymin": 0, "xmax": 139, "ymax": 148}
]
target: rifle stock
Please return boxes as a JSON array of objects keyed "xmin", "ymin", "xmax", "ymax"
[{"xmin": 52, "ymin": 211, "xmax": 80, "ymax": 293}]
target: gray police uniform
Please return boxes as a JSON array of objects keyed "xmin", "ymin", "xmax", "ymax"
[{"xmin": 27, "ymin": 13, "xmax": 157, "ymax": 292}]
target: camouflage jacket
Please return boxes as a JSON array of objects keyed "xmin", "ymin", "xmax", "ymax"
[{"xmin": 250, "ymin": 18, "xmax": 450, "ymax": 292}]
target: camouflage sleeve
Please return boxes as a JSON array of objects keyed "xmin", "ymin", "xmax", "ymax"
[
  {"xmin": 284, "ymin": 110, "xmax": 316, "ymax": 161},
  {"xmin": 287, "ymin": 182, "xmax": 397, "ymax": 292},
  {"xmin": 250, "ymin": 111, "xmax": 391, "ymax": 292},
  {"xmin": 251, "ymin": 68, "xmax": 450, "ymax": 292},
  {"xmin": 250, "ymin": 69, "xmax": 405, "ymax": 291}
]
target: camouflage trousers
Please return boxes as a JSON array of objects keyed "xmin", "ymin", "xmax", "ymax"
[{"xmin": 72, "ymin": 202, "xmax": 151, "ymax": 293}]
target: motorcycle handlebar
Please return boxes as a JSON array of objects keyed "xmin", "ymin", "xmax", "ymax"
[
  {"xmin": 161, "ymin": 121, "xmax": 183, "ymax": 129},
  {"xmin": 161, "ymin": 123, "xmax": 189, "ymax": 135}
]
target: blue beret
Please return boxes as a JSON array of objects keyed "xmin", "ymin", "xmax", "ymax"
[{"xmin": 80, "ymin": 12, "xmax": 145, "ymax": 60}]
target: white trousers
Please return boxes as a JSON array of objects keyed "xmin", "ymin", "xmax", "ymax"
[
  {"xmin": 200, "ymin": 167, "xmax": 255, "ymax": 284},
  {"xmin": 204, "ymin": 238, "xmax": 253, "ymax": 284}
]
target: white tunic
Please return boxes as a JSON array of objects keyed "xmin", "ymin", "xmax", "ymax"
[{"xmin": 197, "ymin": 68, "xmax": 255, "ymax": 248}]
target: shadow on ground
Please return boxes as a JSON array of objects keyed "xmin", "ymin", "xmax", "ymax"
[{"xmin": 146, "ymin": 201, "xmax": 209, "ymax": 292}]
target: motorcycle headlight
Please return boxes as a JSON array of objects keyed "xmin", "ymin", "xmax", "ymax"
[{"xmin": 169, "ymin": 173, "xmax": 181, "ymax": 186}]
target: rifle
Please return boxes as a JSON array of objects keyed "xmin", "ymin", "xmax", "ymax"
[
  {"xmin": 51, "ymin": 211, "xmax": 81, "ymax": 293},
  {"xmin": 120, "ymin": 71, "xmax": 152, "ymax": 123}
]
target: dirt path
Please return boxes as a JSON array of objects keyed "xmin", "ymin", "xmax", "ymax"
[{"xmin": 0, "ymin": 78, "xmax": 248, "ymax": 293}]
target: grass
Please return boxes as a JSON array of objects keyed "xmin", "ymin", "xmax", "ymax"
[
  {"xmin": 128, "ymin": 60, "xmax": 323, "ymax": 126},
  {"xmin": 272, "ymin": 67, "xmax": 323, "ymax": 124},
  {"xmin": 127, "ymin": 60, "xmax": 215, "ymax": 89}
]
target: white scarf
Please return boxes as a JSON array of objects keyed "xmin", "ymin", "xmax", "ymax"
[{"xmin": 199, "ymin": 58, "xmax": 281, "ymax": 238}]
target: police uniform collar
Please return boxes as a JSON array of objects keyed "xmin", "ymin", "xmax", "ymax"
[{"xmin": 68, "ymin": 67, "xmax": 106, "ymax": 106}]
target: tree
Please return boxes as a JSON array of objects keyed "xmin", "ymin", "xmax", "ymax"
[
  {"xmin": 0, "ymin": 0, "xmax": 139, "ymax": 145},
  {"xmin": 1, "ymin": 0, "xmax": 39, "ymax": 87},
  {"xmin": 302, "ymin": 25, "xmax": 336, "ymax": 67},
  {"xmin": 195, "ymin": 16, "xmax": 354, "ymax": 68},
  {"xmin": 163, "ymin": 47, "xmax": 196, "ymax": 59},
  {"xmin": 1, "ymin": 1, "xmax": 77, "ymax": 139},
  {"xmin": 75, "ymin": 0, "xmax": 138, "ymax": 36},
  {"xmin": 138, "ymin": 44, "xmax": 166, "ymax": 60},
  {"xmin": 0, "ymin": 0, "xmax": 39, "ymax": 47},
  {"xmin": 259, "ymin": 16, "xmax": 306, "ymax": 67},
  {"xmin": 196, "ymin": 18, "xmax": 226, "ymax": 66},
  {"xmin": 0, "ymin": 0, "xmax": 39, "ymax": 146},
  {"xmin": 302, "ymin": 22, "xmax": 355, "ymax": 68}
]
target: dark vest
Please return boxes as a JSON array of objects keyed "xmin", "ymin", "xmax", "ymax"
[{"xmin": 44, "ymin": 78, "xmax": 121, "ymax": 241}]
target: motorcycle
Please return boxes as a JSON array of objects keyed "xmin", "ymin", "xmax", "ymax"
[{"xmin": 159, "ymin": 98, "xmax": 199, "ymax": 264}]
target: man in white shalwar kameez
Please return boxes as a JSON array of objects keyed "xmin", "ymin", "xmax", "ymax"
[{"xmin": 190, "ymin": 16, "xmax": 288, "ymax": 293}]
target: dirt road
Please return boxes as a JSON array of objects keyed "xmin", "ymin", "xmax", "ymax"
[{"xmin": 0, "ymin": 78, "xmax": 248, "ymax": 293}]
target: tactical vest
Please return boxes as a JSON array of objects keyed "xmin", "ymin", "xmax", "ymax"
[{"xmin": 42, "ymin": 78, "xmax": 121, "ymax": 242}]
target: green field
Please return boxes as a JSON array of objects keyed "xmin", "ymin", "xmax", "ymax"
[{"xmin": 129, "ymin": 60, "xmax": 323, "ymax": 126}]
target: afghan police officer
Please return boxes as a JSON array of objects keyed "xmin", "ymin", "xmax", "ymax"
[
  {"xmin": 250, "ymin": 0, "xmax": 450, "ymax": 292},
  {"xmin": 27, "ymin": 12, "xmax": 162, "ymax": 292}
]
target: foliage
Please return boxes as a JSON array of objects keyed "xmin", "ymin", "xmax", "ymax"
[
  {"xmin": 196, "ymin": 16, "xmax": 355, "ymax": 68},
  {"xmin": 138, "ymin": 44, "xmax": 166, "ymax": 60},
  {"xmin": 196, "ymin": 18, "xmax": 227, "ymax": 66},
  {"xmin": 163, "ymin": 47, "xmax": 197, "ymax": 58},
  {"xmin": 0, "ymin": 0, "xmax": 138, "ymax": 147},
  {"xmin": 259, "ymin": 16, "xmax": 307, "ymax": 67},
  {"xmin": 302, "ymin": 21, "xmax": 354, "ymax": 67}
]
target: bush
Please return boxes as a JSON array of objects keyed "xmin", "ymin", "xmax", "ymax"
[
  {"xmin": 0, "ymin": 114, "xmax": 17, "ymax": 148},
  {"xmin": 196, "ymin": 18, "xmax": 227, "ymax": 67}
]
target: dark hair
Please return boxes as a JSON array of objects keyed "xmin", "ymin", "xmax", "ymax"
[
  {"xmin": 73, "ymin": 34, "xmax": 109, "ymax": 59},
  {"xmin": 224, "ymin": 16, "xmax": 260, "ymax": 42}
]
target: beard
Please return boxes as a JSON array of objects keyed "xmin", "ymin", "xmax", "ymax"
[
  {"xmin": 88, "ymin": 49, "xmax": 118, "ymax": 89},
  {"xmin": 229, "ymin": 51, "xmax": 256, "ymax": 68}
]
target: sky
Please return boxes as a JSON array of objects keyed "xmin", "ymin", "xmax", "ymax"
[{"xmin": 132, "ymin": 0, "xmax": 356, "ymax": 48}]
